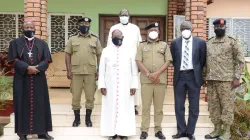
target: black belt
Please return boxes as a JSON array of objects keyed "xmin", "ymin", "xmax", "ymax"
[{"xmin": 180, "ymin": 69, "xmax": 193, "ymax": 73}]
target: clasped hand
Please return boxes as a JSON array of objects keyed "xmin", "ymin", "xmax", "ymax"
[
  {"xmin": 149, "ymin": 72, "xmax": 160, "ymax": 85},
  {"xmin": 27, "ymin": 66, "xmax": 40, "ymax": 75}
]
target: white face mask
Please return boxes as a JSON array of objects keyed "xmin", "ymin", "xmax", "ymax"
[
  {"xmin": 148, "ymin": 31, "xmax": 159, "ymax": 40},
  {"xmin": 120, "ymin": 16, "xmax": 129, "ymax": 24},
  {"xmin": 182, "ymin": 29, "xmax": 192, "ymax": 39}
]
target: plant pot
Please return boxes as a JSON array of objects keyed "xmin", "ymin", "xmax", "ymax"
[{"xmin": 0, "ymin": 100, "xmax": 14, "ymax": 116}]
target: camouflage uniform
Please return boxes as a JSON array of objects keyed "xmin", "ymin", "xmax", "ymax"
[{"xmin": 205, "ymin": 35, "xmax": 245, "ymax": 139}]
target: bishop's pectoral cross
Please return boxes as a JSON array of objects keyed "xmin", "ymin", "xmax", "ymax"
[{"xmin": 28, "ymin": 51, "xmax": 33, "ymax": 58}]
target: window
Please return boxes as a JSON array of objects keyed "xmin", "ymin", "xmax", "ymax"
[
  {"xmin": 208, "ymin": 18, "xmax": 250, "ymax": 56},
  {"xmin": 47, "ymin": 14, "xmax": 83, "ymax": 53},
  {"xmin": 0, "ymin": 13, "xmax": 24, "ymax": 52},
  {"xmin": 173, "ymin": 15, "xmax": 185, "ymax": 39}
]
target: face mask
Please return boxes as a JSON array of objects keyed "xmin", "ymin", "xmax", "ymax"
[
  {"xmin": 79, "ymin": 25, "xmax": 90, "ymax": 33},
  {"xmin": 214, "ymin": 29, "xmax": 226, "ymax": 37},
  {"xmin": 120, "ymin": 16, "xmax": 129, "ymax": 25},
  {"xmin": 23, "ymin": 30, "xmax": 35, "ymax": 38},
  {"xmin": 182, "ymin": 29, "xmax": 192, "ymax": 39},
  {"xmin": 148, "ymin": 31, "xmax": 158, "ymax": 40},
  {"xmin": 112, "ymin": 37, "xmax": 123, "ymax": 46}
]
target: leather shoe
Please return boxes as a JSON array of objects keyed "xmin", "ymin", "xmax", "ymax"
[
  {"xmin": 19, "ymin": 135, "xmax": 27, "ymax": 140},
  {"xmin": 38, "ymin": 133, "xmax": 54, "ymax": 140},
  {"xmin": 155, "ymin": 131, "xmax": 166, "ymax": 139},
  {"xmin": 108, "ymin": 135, "xmax": 117, "ymax": 140},
  {"xmin": 120, "ymin": 136, "xmax": 128, "ymax": 140},
  {"xmin": 187, "ymin": 133, "xmax": 196, "ymax": 140},
  {"xmin": 140, "ymin": 132, "xmax": 148, "ymax": 139},
  {"xmin": 172, "ymin": 132, "xmax": 187, "ymax": 139}
]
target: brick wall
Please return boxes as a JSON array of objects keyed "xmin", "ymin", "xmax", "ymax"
[
  {"xmin": 24, "ymin": 0, "xmax": 47, "ymax": 40},
  {"xmin": 167, "ymin": 0, "xmax": 208, "ymax": 94}
]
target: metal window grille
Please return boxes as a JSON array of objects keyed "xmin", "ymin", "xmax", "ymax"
[
  {"xmin": 47, "ymin": 13, "xmax": 83, "ymax": 53},
  {"xmin": 0, "ymin": 13, "xmax": 24, "ymax": 52}
]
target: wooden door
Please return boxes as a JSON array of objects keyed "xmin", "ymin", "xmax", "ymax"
[
  {"xmin": 99, "ymin": 15, "xmax": 166, "ymax": 47},
  {"xmin": 131, "ymin": 16, "xmax": 165, "ymax": 41}
]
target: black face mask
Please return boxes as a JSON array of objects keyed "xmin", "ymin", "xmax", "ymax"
[
  {"xmin": 214, "ymin": 29, "xmax": 226, "ymax": 37},
  {"xmin": 79, "ymin": 25, "xmax": 90, "ymax": 33},
  {"xmin": 112, "ymin": 37, "xmax": 123, "ymax": 46},
  {"xmin": 23, "ymin": 30, "xmax": 35, "ymax": 38}
]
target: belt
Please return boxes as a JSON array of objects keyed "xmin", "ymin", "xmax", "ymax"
[{"xmin": 180, "ymin": 69, "xmax": 193, "ymax": 73}]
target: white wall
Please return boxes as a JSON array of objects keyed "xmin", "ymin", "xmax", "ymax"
[{"xmin": 207, "ymin": 0, "xmax": 250, "ymax": 18}]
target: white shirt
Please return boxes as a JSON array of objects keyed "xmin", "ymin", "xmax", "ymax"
[{"xmin": 180, "ymin": 36, "xmax": 193, "ymax": 70}]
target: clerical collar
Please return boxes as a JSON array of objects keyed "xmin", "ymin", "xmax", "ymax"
[
  {"xmin": 121, "ymin": 23, "xmax": 129, "ymax": 26},
  {"xmin": 24, "ymin": 36, "xmax": 34, "ymax": 41}
]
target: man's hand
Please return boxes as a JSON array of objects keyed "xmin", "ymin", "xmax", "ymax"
[
  {"xmin": 232, "ymin": 78, "xmax": 240, "ymax": 88},
  {"xmin": 149, "ymin": 72, "xmax": 160, "ymax": 82},
  {"xmin": 130, "ymin": 88, "xmax": 136, "ymax": 96},
  {"xmin": 153, "ymin": 79, "xmax": 160, "ymax": 85},
  {"xmin": 95, "ymin": 72, "xmax": 99, "ymax": 80},
  {"xmin": 101, "ymin": 88, "xmax": 107, "ymax": 96},
  {"xmin": 67, "ymin": 71, "xmax": 72, "ymax": 79},
  {"xmin": 27, "ymin": 66, "xmax": 40, "ymax": 75}
]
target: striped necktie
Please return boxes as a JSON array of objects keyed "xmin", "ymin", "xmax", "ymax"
[{"xmin": 182, "ymin": 40, "xmax": 190, "ymax": 70}]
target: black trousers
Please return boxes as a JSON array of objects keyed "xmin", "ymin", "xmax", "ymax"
[{"xmin": 174, "ymin": 70, "xmax": 200, "ymax": 135}]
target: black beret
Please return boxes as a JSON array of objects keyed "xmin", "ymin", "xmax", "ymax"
[
  {"xmin": 145, "ymin": 22, "xmax": 159, "ymax": 30},
  {"xmin": 78, "ymin": 17, "xmax": 92, "ymax": 23},
  {"xmin": 213, "ymin": 18, "xmax": 226, "ymax": 25}
]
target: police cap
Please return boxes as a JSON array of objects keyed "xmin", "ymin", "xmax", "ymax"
[
  {"xmin": 213, "ymin": 18, "xmax": 226, "ymax": 25},
  {"xmin": 78, "ymin": 17, "xmax": 92, "ymax": 23},
  {"xmin": 145, "ymin": 22, "xmax": 159, "ymax": 30}
]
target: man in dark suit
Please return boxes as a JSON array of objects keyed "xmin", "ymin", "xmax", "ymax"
[{"xmin": 170, "ymin": 21, "xmax": 206, "ymax": 140}]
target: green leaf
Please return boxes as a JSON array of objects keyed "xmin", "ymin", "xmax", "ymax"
[{"xmin": 244, "ymin": 93, "xmax": 250, "ymax": 101}]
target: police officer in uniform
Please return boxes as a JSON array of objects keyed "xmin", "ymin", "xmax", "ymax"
[
  {"xmin": 65, "ymin": 17, "xmax": 102, "ymax": 127},
  {"xmin": 205, "ymin": 18, "xmax": 244, "ymax": 140},
  {"xmin": 136, "ymin": 23, "xmax": 172, "ymax": 140}
]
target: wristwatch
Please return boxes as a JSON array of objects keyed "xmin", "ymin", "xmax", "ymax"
[{"xmin": 146, "ymin": 71, "xmax": 151, "ymax": 77}]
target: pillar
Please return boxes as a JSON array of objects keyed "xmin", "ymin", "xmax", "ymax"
[{"xmin": 24, "ymin": 0, "xmax": 47, "ymax": 40}]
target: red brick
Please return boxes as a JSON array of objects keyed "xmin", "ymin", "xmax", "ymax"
[
  {"xmin": 191, "ymin": 2, "xmax": 204, "ymax": 6},
  {"xmin": 42, "ymin": 4, "xmax": 47, "ymax": 9},
  {"xmin": 35, "ymin": 26, "xmax": 41, "ymax": 30},
  {"xmin": 41, "ymin": 36, "xmax": 46, "ymax": 40},
  {"xmin": 193, "ymin": 20, "xmax": 203, "ymax": 24},
  {"xmin": 41, "ymin": 27, "xmax": 47, "ymax": 31},
  {"xmin": 41, "ymin": 14, "xmax": 47, "ymax": 18},
  {"xmin": 26, "ymin": 12, "xmax": 33, "ymax": 16},
  {"xmin": 41, "ymin": 9, "xmax": 47, "ymax": 13},
  {"xmin": 34, "ymin": 12, "xmax": 40, "ymax": 17},
  {"xmin": 41, "ymin": 17, "xmax": 46, "ymax": 22},
  {"xmin": 191, "ymin": 7, "xmax": 198, "ymax": 10},
  {"xmin": 193, "ymin": 28, "xmax": 204, "ymax": 33},
  {"xmin": 34, "ymin": 21, "xmax": 41, "ymax": 26},
  {"xmin": 191, "ymin": 15, "xmax": 197, "ymax": 19},
  {"xmin": 26, "ymin": 7, "xmax": 40, "ymax": 12},
  {"xmin": 42, "ymin": 31, "xmax": 47, "ymax": 35},
  {"xmin": 27, "ymin": 0, "xmax": 40, "ymax": 2},
  {"xmin": 27, "ymin": 3, "xmax": 34, "ymax": 7},
  {"xmin": 41, "ymin": 0, "xmax": 47, "ymax": 5}
]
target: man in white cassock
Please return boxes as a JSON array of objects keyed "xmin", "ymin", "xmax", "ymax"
[
  {"xmin": 107, "ymin": 9, "xmax": 142, "ymax": 115},
  {"xmin": 99, "ymin": 29, "xmax": 138, "ymax": 140}
]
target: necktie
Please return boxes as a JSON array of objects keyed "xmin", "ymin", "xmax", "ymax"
[{"xmin": 182, "ymin": 40, "xmax": 190, "ymax": 70}]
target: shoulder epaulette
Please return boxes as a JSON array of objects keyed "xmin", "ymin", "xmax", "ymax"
[
  {"xmin": 207, "ymin": 36, "xmax": 214, "ymax": 41},
  {"xmin": 91, "ymin": 33, "xmax": 98, "ymax": 38},
  {"xmin": 228, "ymin": 35, "xmax": 236, "ymax": 41},
  {"xmin": 140, "ymin": 40, "xmax": 147, "ymax": 43}
]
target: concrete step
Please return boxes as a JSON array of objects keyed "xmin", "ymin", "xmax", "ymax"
[
  {"xmin": 50, "ymin": 103, "xmax": 208, "ymax": 113},
  {"xmin": 9, "ymin": 111, "xmax": 211, "ymax": 124},
  {"xmin": 0, "ymin": 135, "xmax": 208, "ymax": 140},
  {"xmin": 4, "ymin": 123, "xmax": 213, "ymax": 136}
]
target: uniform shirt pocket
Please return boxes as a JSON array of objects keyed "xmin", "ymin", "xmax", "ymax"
[{"xmin": 72, "ymin": 41, "xmax": 80, "ymax": 52}]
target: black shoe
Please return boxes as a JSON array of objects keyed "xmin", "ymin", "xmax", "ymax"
[
  {"xmin": 135, "ymin": 106, "xmax": 139, "ymax": 115},
  {"xmin": 140, "ymin": 132, "xmax": 148, "ymax": 139},
  {"xmin": 120, "ymin": 136, "xmax": 128, "ymax": 140},
  {"xmin": 72, "ymin": 110, "xmax": 81, "ymax": 127},
  {"xmin": 19, "ymin": 135, "xmax": 27, "ymax": 140},
  {"xmin": 187, "ymin": 134, "xmax": 195, "ymax": 140},
  {"xmin": 155, "ymin": 131, "xmax": 166, "ymax": 139},
  {"xmin": 38, "ymin": 133, "xmax": 54, "ymax": 140},
  {"xmin": 172, "ymin": 132, "xmax": 187, "ymax": 139},
  {"xmin": 85, "ymin": 109, "xmax": 93, "ymax": 127},
  {"xmin": 205, "ymin": 134, "xmax": 220, "ymax": 139},
  {"xmin": 108, "ymin": 135, "xmax": 117, "ymax": 140}
]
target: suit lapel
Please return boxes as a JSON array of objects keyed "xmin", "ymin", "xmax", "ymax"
[
  {"xmin": 192, "ymin": 37, "xmax": 197, "ymax": 58},
  {"xmin": 177, "ymin": 37, "xmax": 182, "ymax": 59}
]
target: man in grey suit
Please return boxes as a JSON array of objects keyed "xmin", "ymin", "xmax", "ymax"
[{"xmin": 170, "ymin": 21, "xmax": 206, "ymax": 140}]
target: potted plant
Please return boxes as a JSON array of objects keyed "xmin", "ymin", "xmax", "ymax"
[
  {"xmin": 0, "ymin": 69, "xmax": 13, "ymax": 116},
  {"xmin": 231, "ymin": 64, "xmax": 250, "ymax": 139}
]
